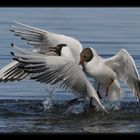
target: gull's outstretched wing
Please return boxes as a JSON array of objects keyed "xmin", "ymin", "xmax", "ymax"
[
  {"xmin": 10, "ymin": 22, "xmax": 82, "ymax": 61},
  {"xmin": 0, "ymin": 60, "xmax": 30, "ymax": 82},
  {"xmin": 105, "ymin": 49, "xmax": 140, "ymax": 100},
  {"xmin": 11, "ymin": 44, "xmax": 106, "ymax": 112}
]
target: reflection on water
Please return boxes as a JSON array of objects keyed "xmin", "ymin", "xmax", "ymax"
[{"xmin": 0, "ymin": 8, "xmax": 140, "ymax": 133}]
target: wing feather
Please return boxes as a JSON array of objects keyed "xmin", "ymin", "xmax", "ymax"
[
  {"xmin": 105, "ymin": 49, "xmax": 140, "ymax": 100},
  {"xmin": 11, "ymin": 44, "xmax": 106, "ymax": 112},
  {"xmin": 10, "ymin": 22, "xmax": 83, "ymax": 61},
  {"xmin": 0, "ymin": 61, "xmax": 30, "ymax": 82}
]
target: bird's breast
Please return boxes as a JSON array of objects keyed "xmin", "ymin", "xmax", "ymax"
[{"xmin": 85, "ymin": 62, "xmax": 117, "ymax": 84}]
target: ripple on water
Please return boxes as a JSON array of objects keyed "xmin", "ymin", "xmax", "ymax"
[{"xmin": 0, "ymin": 98, "xmax": 140, "ymax": 133}]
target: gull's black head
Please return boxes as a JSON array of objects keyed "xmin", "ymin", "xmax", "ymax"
[
  {"xmin": 56, "ymin": 44, "xmax": 67, "ymax": 48},
  {"xmin": 56, "ymin": 44, "xmax": 67, "ymax": 56},
  {"xmin": 79, "ymin": 47, "xmax": 94, "ymax": 65},
  {"xmin": 49, "ymin": 44, "xmax": 67, "ymax": 56}
]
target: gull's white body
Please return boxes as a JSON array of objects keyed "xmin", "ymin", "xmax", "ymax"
[
  {"xmin": 85, "ymin": 55, "xmax": 117, "ymax": 84},
  {"xmin": 84, "ymin": 48, "xmax": 140, "ymax": 101},
  {"xmin": 85, "ymin": 56, "xmax": 122, "ymax": 100}
]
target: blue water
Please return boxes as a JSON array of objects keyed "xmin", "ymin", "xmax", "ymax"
[{"xmin": 0, "ymin": 8, "xmax": 140, "ymax": 133}]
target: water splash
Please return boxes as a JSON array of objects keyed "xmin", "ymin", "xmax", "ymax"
[
  {"xmin": 43, "ymin": 97, "xmax": 53, "ymax": 111},
  {"xmin": 64, "ymin": 100, "xmax": 86, "ymax": 115},
  {"xmin": 101, "ymin": 99, "xmax": 121, "ymax": 111},
  {"xmin": 43, "ymin": 85, "xmax": 55, "ymax": 111}
]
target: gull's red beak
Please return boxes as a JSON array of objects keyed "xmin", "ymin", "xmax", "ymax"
[{"xmin": 79, "ymin": 56, "xmax": 84, "ymax": 66}]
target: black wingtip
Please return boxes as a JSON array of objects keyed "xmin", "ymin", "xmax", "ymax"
[
  {"xmin": 13, "ymin": 57, "xmax": 19, "ymax": 61},
  {"xmin": 11, "ymin": 43, "xmax": 14, "ymax": 47},
  {"xmin": 10, "ymin": 52, "xmax": 14, "ymax": 56},
  {"xmin": 9, "ymin": 29, "xmax": 14, "ymax": 32}
]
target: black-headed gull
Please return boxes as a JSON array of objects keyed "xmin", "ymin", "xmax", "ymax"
[
  {"xmin": 0, "ymin": 22, "xmax": 107, "ymax": 112},
  {"xmin": 9, "ymin": 43, "xmax": 106, "ymax": 112},
  {"xmin": 79, "ymin": 47, "xmax": 140, "ymax": 101}
]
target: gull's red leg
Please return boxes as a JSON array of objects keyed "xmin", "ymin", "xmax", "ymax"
[{"xmin": 105, "ymin": 79, "xmax": 114, "ymax": 96}]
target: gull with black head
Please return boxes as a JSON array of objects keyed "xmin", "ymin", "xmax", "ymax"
[{"xmin": 79, "ymin": 47, "xmax": 140, "ymax": 101}]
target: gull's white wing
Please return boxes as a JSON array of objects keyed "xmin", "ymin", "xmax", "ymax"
[
  {"xmin": 10, "ymin": 22, "xmax": 82, "ymax": 61},
  {"xmin": 0, "ymin": 43, "xmax": 38, "ymax": 82},
  {"xmin": 105, "ymin": 49, "xmax": 140, "ymax": 100},
  {"xmin": 11, "ymin": 44, "xmax": 106, "ymax": 112},
  {"xmin": 0, "ymin": 61, "xmax": 31, "ymax": 82}
]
